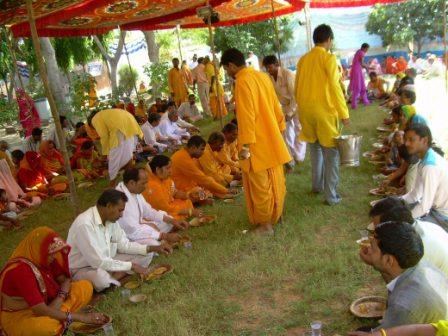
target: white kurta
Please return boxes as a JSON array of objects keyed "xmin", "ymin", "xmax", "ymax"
[
  {"xmin": 116, "ymin": 182, "xmax": 173, "ymax": 243},
  {"xmin": 140, "ymin": 121, "xmax": 168, "ymax": 151},
  {"xmin": 158, "ymin": 119, "xmax": 190, "ymax": 144},
  {"xmin": 108, "ymin": 131, "xmax": 136, "ymax": 180},
  {"xmin": 178, "ymin": 102, "xmax": 203, "ymax": 121},
  {"xmin": 268, "ymin": 67, "xmax": 306, "ymax": 163}
]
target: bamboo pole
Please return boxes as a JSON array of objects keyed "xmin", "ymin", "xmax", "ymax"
[
  {"xmin": 443, "ymin": 0, "xmax": 447, "ymax": 92},
  {"xmin": 121, "ymin": 30, "xmax": 140, "ymax": 100},
  {"xmin": 25, "ymin": 0, "xmax": 79, "ymax": 213},
  {"xmin": 205, "ymin": 3, "xmax": 224, "ymax": 128},
  {"xmin": 270, "ymin": 0, "xmax": 282, "ymax": 65},
  {"xmin": 176, "ymin": 25, "xmax": 184, "ymax": 62},
  {"xmin": 304, "ymin": 0, "xmax": 312, "ymax": 51}
]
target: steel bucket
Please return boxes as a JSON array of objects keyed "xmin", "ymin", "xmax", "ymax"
[{"xmin": 334, "ymin": 134, "xmax": 363, "ymax": 167}]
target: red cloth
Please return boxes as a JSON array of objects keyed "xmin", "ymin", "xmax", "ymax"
[
  {"xmin": 126, "ymin": 102, "xmax": 136, "ymax": 116},
  {"xmin": 16, "ymin": 88, "xmax": 41, "ymax": 137},
  {"xmin": 17, "ymin": 152, "xmax": 48, "ymax": 190}
]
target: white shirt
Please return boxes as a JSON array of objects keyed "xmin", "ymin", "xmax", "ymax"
[
  {"xmin": 116, "ymin": 182, "xmax": 172, "ymax": 241},
  {"xmin": 140, "ymin": 122, "xmax": 168, "ymax": 150},
  {"xmin": 246, "ymin": 54, "xmax": 260, "ymax": 71},
  {"xmin": 47, "ymin": 125, "xmax": 70, "ymax": 149},
  {"xmin": 178, "ymin": 102, "xmax": 202, "ymax": 121},
  {"xmin": 402, "ymin": 149, "xmax": 448, "ymax": 218},
  {"xmin": 67, "ymin": 206, "xmax": 148, "ymax": 272},
  {"xmin": 23, "ymin": 136, "xmax": 40, "ymax": 153},
  {"xmin": 386, "ymin": 274, "xmax": 401, "ymax": 292},
  {"xmin": 189, "ymin": 61, "xmax": 198, "ymax": 70},
  {"xmin": 158, "ymin": 118, "xmax": 190, "ymax": 143},
  {"xmin": 268, "ymin": 67, "xmax": 297, "ymax": 118},
  {"xmin": 413, "ymin": 220, "xmax": 448, "ymax": 277}
]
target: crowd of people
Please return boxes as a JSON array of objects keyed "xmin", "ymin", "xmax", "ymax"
[{"xmin": 0, "ymin": 22, "xmax": 447, "ymax": 335}]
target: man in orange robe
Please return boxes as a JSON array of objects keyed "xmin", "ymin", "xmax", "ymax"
[
  {"xmin": 216, "ymin": 122, "xmax": 240, "ymax": 174},
  {"xmin": 171, "ymin": 136, "xmax": 233, "ymax": 198},
  {"xmin": 221, "ymin": 48, "xmax": 291, "ymax": 234},
  {"xmin": 168, "ymin": 58, "xmax": 188, "ymax": 107}
]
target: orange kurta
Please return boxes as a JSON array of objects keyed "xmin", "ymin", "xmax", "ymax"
[
  {"xmin": 205, "ymin": 62, "xmax": 228, "ymax": 118},
  {"xmin": 171, "ymin": 148, "xmax": 228, "ymax": 197},
  {"xmin": 168, "ymin": 68, "xmax": 188, "ymax": 107},
  {"xmin": 143, "ymin": 170, "xmax": 193, "ymax": 220},
  {"xmin": 216, "ymin": 141, "xmax": 240, "ymax": 173},
  {"xmin": 198, "ymin": 144, "xmax": 233, "ymax": 186},
  {"xmin": 234, "ymin": 67, "xmax": 290, "ymax": 226}
]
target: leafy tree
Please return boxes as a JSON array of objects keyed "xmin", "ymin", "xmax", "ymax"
[
  {"xmin": 143, "ymin": 62, "xmax": 170, "ymax": 97},
  {"xmin": 0, "ymin": 27, "xmax": 14, "ymax": 102},
  {"xmin": 214, "ymin": 17, "xmax": 293, "ymax": 57},
  {"xmin": 118, "ymin": 65, "xmax": 138, "ymax": 97},
  {"xmin": 366, "ymin": 0, "xmax": 445, "ymax": 56}
]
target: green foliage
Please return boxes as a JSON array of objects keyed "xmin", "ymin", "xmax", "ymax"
[
  {"xmin": 0, "ymin": 99, "xmax": 18, "ymax": 124},
  {"xmin": 366, "ymin": 0, "xmax": 445, "ymax": 55},
  {"xmin": 118, "ymin": 65, "xmax": 139, "ymax": 97},
  {"xmin": 156, "ymin": 29, "xmax": 208, "ymax": 63},
  {"xmin": 0, "ymin": 27, "xmax": 12, "ymax": 84},
  {"xmin": 53, "ymin": 38, "xmax": 73, "ymax": 74},
  {"xmin": 143, "ymin": 62, "xmax": 170, "ymax": 98},
  {"xmin": 214, "ymin": 17, "xmax": 294, "ymax": 57},
  {"xmin": 17, "ymin": 38, "xmax": 38, "ymax": 76},
  {"xmin": 69, "ymin": 73, "xmax": 94, "ymax": 119},
  {"xmin": 53, "ymin": 37, "xmax": 100, "ymax": 74}
]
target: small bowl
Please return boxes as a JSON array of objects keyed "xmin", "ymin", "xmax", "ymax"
[
  {"xmin": 350, "ymin": 296, "xmax": 387, "ymax": 318},
  {"xmin": 129, "ymin": 294, "xmax": 147, "ymax": 303},
  {"xmin": 123, "ymin": 280, "xmax": 140, "ymax": 290},
  {"xmin": 223, "ymin": 198, "xmax": 235, "ymax": 204}
]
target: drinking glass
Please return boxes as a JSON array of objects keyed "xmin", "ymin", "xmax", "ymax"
[
  {"xmin": 103, "ymin": 323, "xmax": 115, "ymax": 336},
  {"xmin": 310, "ymin": 321, "xmax": 322, "ymax": 336},
  {"xmin": 120, "ymin": 288, "xmax": 130, "ymax": 302}
]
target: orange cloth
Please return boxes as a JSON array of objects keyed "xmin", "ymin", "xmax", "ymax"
[
  {"xmin": 168, "ymin": 68, "xmax": 188, "ymax": 107},
  {"xmin": 17, "ymin": 152, "xmax": 48, "ymax": 191},
  {"xmin": 171, "ymin": 148, "xmax": 228, "ymax": 196},
  {"xmin": 242, "ymin": 165, "xmax": 285, "ymax": 226},
  {"xmin": 396, "ymin": 57, "xmax": 408, "ymax": 73},
  {"xmin": 198, "ymin": 144, "xmax": 232, "ymax": 186},
  {"xmin": 216, "ymin": 141, "xmax": 240, "ymax": 172},
  {"xmin": 39, "ymin": 141, "xmax": 64, "ymax": 175},
  {"xmin": 136, "ymin": 105, "xmax": 146, "ymax": 118},
  {"xmin": 210, "ymin": 95, "xmax": 228, "ymax": 118},
  {"xmin": 181, "ymin": 64, "xmax": 193, "ymax": 86},
  {"xmin": 367, "ymin": 77, "xmax": 387, "ymax": 97},
  {"xmin": 143, "ymin": 170, "xmax": 193, "ymax": 220},
  {"xmin": 84, "ymin": 124, "xmax": 99, "ymax": 141}
]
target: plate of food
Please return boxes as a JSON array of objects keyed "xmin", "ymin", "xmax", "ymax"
[
  {"xmin": 52, "ymin": 193, "xmax": 70, "ymax": 200},
  {"xmin": 129, "ymin": 294, "xmax": 147, "ymax": 304},
  {"xmin": 350, "ymin": 296, "xmax": 387, "ymax": 318},
  {"xmin": 368, "ymin": 160, "xmax": 385, "ymax": 166},
  {"xmin": 356, "ymin": 238, "xmax": 371, "ymax": 248},
  {"xmin": 142, "ymin": 264, "xmax": 173, "ymax": 281},
  {"xmin": 123, "ymin": 280, "xmax": 140, "ymax": 290},
  {"xmin": 369, "ymin": 199, "xmax": 381, "ymax": 207},
  {"xmin": 376, "ymin": 126, "xmax": 392, "ymax": 132},
  {"xmin": 189, "ymin": 215, "xmax": 217, "ymax": 227},
  {"xmin": 223, "ymin": 198, "xmax": 235, "ymax": 204},
  {"xmin": 372, "ymin": 143, "xmax": 384, "ymax": 149},
  {"xmin": 69, "ymin": 315, "xmax": 112, "ymax": 334},
  {"xmin": 362, "ymin": 151, "xmax": 374, "ymax": 158},
  {"xmin": 369, "ymin": 188, "xmax": 386, "ymax": 196},
  {"xmin": 77, "ymin": 181, "xmax": 94, "ymax": 189}
]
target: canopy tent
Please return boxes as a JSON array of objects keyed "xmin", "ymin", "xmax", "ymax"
[
  {"xmin": 308, "ymin": 0, "xmax": 404, "ymax": 7},
  {"xmin": 122, "ymin": 0, "xmax": 305, "ymax": 30}
]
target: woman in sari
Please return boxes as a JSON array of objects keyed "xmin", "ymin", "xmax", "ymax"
[
  {"xmin": 70, "ymin": 140, "xmax": 105, "ymax": 180},
  {"xmin": 0, "ymin": 227, "xmax": 108, "ymax": 335},
  {"xmin": 16, "ymin": 88, "xmax": 41, "ymax": 137},
  {"xmin": 143, "ymin": 155, "xmax": 202, "ymax": 220},
  {"xmin": 39, "ymin": 141, "xmax": 64, "ymax": 176}
]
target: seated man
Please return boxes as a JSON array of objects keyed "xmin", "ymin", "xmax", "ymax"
[
  {"xmin": 144, "ymin": 155, "xmax": 202, "ymax": 220},
  {"xmin": 198, "ymin": 132, "xmax": 240, "ymax": 187},
  {"xmin": 369, "ymin": 197, "xmax": 448, "ymax": 277},
  {"xmin": 178, "ymin": 94, "xmax": 203, "ymax": 122},
  {"xmin": 216, "ymin": 122, "xmax": 240, "ymax": 174},
  {"xmin": 359, "ymin": 220, "xmax": 448, "ymax": 329},
  {"xmin": 116, "ymin": 167, "xmax": 187, "ymax": 245},
  {"xmin": 158, "ymin": 110, "xmax": 190, "ymax": 145},
  {"xmin": 68, "ymin": 189, "xmax": 172, "ymax": 292},
  {"xmin": 149, "ymin": 97, "xmax": 164, "ymax": 114},
  {"xmin": 134, "ymin": 116, "xmax": 158, "ymax": 161},
  {"xmin": 140, "ymin": 113, "xmax": 168, "ymax": 152},
  {"xmin": 23, "ymin": 127, "xmax": 42, "ymax": 153},
  {"xmin": 367, "ymin": 72, "xmax": 388, "ymax": 99},
  {"xmin": 171, "ymin": 135, "xmax": 235, "ymax": 198},
  {"xmin": 401, "ymin": 124, "xmax": 448, "ymax": 227}
]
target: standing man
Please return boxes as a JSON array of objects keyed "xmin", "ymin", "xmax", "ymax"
[
  {"xmin": 294, "ymin": 24, "xmax": 349, "ymax": 205},
  {"xmin": 192, "ymin": 57, "xmax": 211, "ymax": 116},
  {"xmin": 263, "ymin": 55, "xmax": 306, "ymax": 172},
  {"xmin": 221, "ymin": 48, "xmax": 291, "ymax": 235},
  {"xmin": 168, "ymin": 58, "xmax": 188, "ymax": 107}
]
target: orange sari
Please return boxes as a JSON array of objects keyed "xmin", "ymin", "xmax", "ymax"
[
  {"xmin": 0, "ymin": 227, "xmax": 93, "ymax": 336},
  {"xmin": 39, "ymin": 141, "xmax": 64, "ymax": 175}
]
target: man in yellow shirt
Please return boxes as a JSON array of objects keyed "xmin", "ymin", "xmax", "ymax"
[
  {"xmin": 216, "ymin": 123, "xmax": 240, "ymax": 174},
  {"xmin": 168, "ymin": 58, "xmax": 188, "ymax": 107},
  {"xmin": 221, "ymin": 48, "xmax": 291, "ymax": 235},
  {"xmin": 171, "ymin": 135, "xmax": 234, "ymax": 198},
  {"xmin": 198, "ymin": 132, "xmax": 240, "ymax": 187},
  {"xmin": 89, "ymin": 108, "xmax": 143, "ymax": 186},
  {"xmin": 294, "ymin": 24, "xmax": 350, "ymax": 205}
]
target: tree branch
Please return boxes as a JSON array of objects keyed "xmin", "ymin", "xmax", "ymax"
[
  {"xmin": 113, "ymin": 30, "xmax": 126, "ymax": 63},
  {"xmin": 93, "ymin": 35, "xmax": 112, "ymax": 62}
]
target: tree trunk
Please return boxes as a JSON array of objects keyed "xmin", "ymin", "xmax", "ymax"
[
  {"xmin": 40, "ymin": 37, "xmax": 67, "ymax": 114},
  {"xmin": 143, "ymin": 30, "xmax": 159, "ymax": 63},
  {"xmin": 109, "ymin": 61, "xmax": 118, "ymax": 96},
  {"xmin": 416, "ymin": 39, "xmax": 423, "ymax": 58}
]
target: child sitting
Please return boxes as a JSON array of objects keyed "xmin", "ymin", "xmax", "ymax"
[
  {"xmin": 367, "ymin": 72, "xmax": 388, "ymax": 99},
  {"xmin": 0, "ymin": 188, "xmax": 20, "ymax": 229}
]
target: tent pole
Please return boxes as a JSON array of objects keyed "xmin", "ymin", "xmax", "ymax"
[
  {"xmin": 121, "ymin": 29, "xmax": 140, "ymax": 100},
  {"xmin": 270, "ymin": 0, "xmax": 282, "ymax": 65},
  {"xmin": 443, "ymin": 0, "xmax": 447, "ymax": 92},
  {"xmin": 304, "ymin": 0, "xmax": 312, "ymax": 51},
  {"xmin": 206, "ymin": 3, "xmax": 224, "ymax": 128},
  {"xmin": 176, "ymin": 25, "xmax": 184, "ymax": 62},
  {"xmin": 25, "ymin": 0, "xmax": 80, "ymax": 213}
]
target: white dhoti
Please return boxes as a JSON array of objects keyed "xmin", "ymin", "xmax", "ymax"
[
  {"xmin": 108, "ymin": 132, "xmax": 136, "ymax": 180},
  {"xmin": 71, "ymin": 253, "xmax": 153, "ymax": 292},
  {"xmin": 284, "ymin": 115, "xmax": 307, "ymax": 165},
  {"xmin": 197, "ymin": 82, "xmax": 211, "ymax": 116}
]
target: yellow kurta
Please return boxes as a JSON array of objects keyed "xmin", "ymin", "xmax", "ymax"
[
  {"xmin": 143, "ymin": 170, "xmax": 193, "ymax": 220},
  {"xmin": 294, "ymin": 46, "xmax": 349, "ymax": 148},
  {"xmin": 168, "ymin": 68, "xmax": 188, "ymax": 107},
  {"xmin": 171, "ymin": 148, "xmax": 228, "ymax": 197},
  {"xmin": 198, "ymin": 144, "xmax": 233, "ymax": 186},
  {"xmin": 91, "ymin": 108, "xmax": 143, "ymax": 155},
  {"xmin": 216, "ymin": 141, "xmax": 240, "ymax": 173},
  {"xmin": 234, "ymin": 67, "xmax": 291, "ymax": 226},
  {"xmin": 205, "ymin": 63, "xmax": 228, "ymax": 118}
]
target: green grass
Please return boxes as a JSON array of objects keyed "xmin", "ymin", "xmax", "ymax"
[{"xmin": 0, "ymin": 105, "xmax": 387, "ymax": 335}]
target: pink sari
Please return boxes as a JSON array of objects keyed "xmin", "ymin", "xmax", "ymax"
[{"xmin": 16, "ymin": 88, "xmax": 41, "ymax": 137}]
